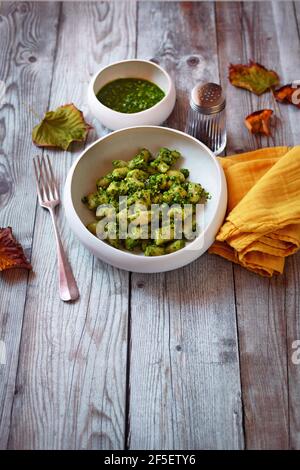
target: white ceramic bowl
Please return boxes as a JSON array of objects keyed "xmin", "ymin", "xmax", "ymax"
[
  {"xmin": 64, "ymin": 126, "xmax": 227, "ymax": 273},
  {"xmin": 87, "ymin": 60, "xmax": 176, "ymax": 130}
]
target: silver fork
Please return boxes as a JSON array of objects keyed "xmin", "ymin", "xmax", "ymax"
[{"xmin": 33, "ymin": 155, "xmax": 79, "ymax": 302}]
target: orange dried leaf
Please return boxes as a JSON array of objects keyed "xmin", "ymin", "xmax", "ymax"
[
  {"xmin": 274, "ymin": 84, "xmax": 300, "ymax": 109},
  {"xmin": 0, "ymin": 227, "xmax": 32, "ymax": 272},
  {"xmin": 244, "ymin": 109, "xmax": 273, "ymax": 136},
  {"xmin": 229, "ymin": 61, "xmax": 279, "ymax": 95}
]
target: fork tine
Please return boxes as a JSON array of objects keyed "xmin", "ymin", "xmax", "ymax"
[
  {"xmin": 46, "ymin": 154, "xmax": 59, "ymax": 199},
  {"xmin": 33, "ymin": 156, "xmax": 43, "ymax": 203},
  {"xmin": 35, "ymin": 154, "xmax": 48, "ymax": 201},
  {"xmin": 38, "ymin": 155, "xmax": 48, "ymax": 201},
  {"xmin": 41, "ymin": 155, "xmax": 54, "ymax": 200}
]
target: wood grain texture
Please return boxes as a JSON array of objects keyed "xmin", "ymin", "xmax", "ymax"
[
  {"xmin": 274, "ymin": 0, "xmax": 300, "ymax": 449},
  {"xmin": 285, "ymin": 252, "xmax": 300, "ymax": 450},
  {"xmin": 216, "ymin": 0, "xmax": 300, "ymax": 449},
  {"xmin": 7, "ymin": 1, "xmax": 136, "ymax": 450},
  {"xmin": 129, "ymin": 259, "xmax": 244, "ymax": 450},
  {"xmin": 272, "ymin": 1, "xmax": 300, "ymax": 145},
  {"xmin": 128, "ymin": 1, "xmax": 244, "ymax": 450},
  {"xmin": 0, "ymin": 1, "xmax": 61, "ymax": 449}
]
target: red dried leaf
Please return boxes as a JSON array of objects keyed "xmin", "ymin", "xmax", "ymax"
[
  {"xmin": 229, "ymin": 61, "xmax": 279, "ymax": 95},
  {"xmin": 274, "ymin": 84, "xmax": 300, "ymax": 109},
  {"xmin": 0, "ymin": 227, "xmax": 32, "ymax": 272},
  {"xmin": 244, "ymin": 109, "xmax": 273, "ymax": 136}
]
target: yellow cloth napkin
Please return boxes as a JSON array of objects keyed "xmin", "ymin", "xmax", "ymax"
[{"xmin": 209, "ymin": 146, "xmax": 300, "ymax": 276}]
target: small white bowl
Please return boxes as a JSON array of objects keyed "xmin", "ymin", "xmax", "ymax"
[
  {"xmin": 87, "ymin": 59, "xmax": 176, "ymax": 130},
  {"xmin": 64, "ymin": 126, "xmax": 227, "ymax": 273}
]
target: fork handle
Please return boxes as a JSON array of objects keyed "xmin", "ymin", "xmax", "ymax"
[{"xmin": 49, "ymin": 208, "xmax": 79, "ymax": 301}]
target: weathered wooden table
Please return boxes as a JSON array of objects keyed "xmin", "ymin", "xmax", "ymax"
[{"xmin": 0, "ymin": 0, "xmax": 299, "ymax": 450}]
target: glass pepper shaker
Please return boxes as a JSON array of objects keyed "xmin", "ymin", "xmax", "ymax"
[{"xmin": 185, "ymin": 82, "xmax": 226, "ymax": 156}]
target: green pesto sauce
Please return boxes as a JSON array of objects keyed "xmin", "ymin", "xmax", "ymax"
[{"xmin": 96, "ymin": 78, "xmax": 165, "ymax": 114}]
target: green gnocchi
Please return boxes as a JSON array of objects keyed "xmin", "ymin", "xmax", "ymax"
[{"xmin": 82, "ymin": 147, "xmax": 210, "ymax": 256}]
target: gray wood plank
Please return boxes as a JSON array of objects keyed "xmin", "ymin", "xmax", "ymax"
[
  {"xmin": 7, "ymin": 1, "xmax": 136, "ymax": 450},
  {"xmin": 285, "ymin": 253, "xmax": 300, "ymax": 450},
  {"xmin": 0, "ymin": 1, "xmax": 60, "ymax": 449},
  {"xmin": 272, "ymin": 1, "xmax": 300, "ymax": 145},
  {"xmin": 128, "ymin": 1, "xmax": 244, "ymax": 450},
  {"xmin": 216, "ymin": 0, "xmax": 300, "ymax": 449},
  {"xmin": 274, "ymin": 0, "xmax": 300, "ymax": 449}
]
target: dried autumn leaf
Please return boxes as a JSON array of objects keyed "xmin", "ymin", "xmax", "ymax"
[
  {"xmin": 274, "ymin": 84, "xmax": 300, "ymax": 109},
  {"xmin": 244, "ymin": 109, "xmax": 273, "ymax": 136},
  {"xmin": 32, "ymin": 103, "xmax": 92, "ymax": 150},
  {"xmin": 229, "ymin": 61, "xmax": 279, "ymax": 95},
  {"xmin": 0, "ymin": 227, "xmax": 32, "ymax": 272}
]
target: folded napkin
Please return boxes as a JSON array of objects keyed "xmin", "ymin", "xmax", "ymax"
[{"xmin": 209, "ymin": 146, "xmax": 300, "ymax": 276}]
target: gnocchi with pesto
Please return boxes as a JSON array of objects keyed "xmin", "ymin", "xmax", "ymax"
[{"xmin": 82, "ymin": 147, "xmax": 210, "ymax": 256}]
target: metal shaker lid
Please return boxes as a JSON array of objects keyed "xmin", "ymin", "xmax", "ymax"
[{"xmin": 190, "ymin": 82, "xmax": 225, "ymax": 115}]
